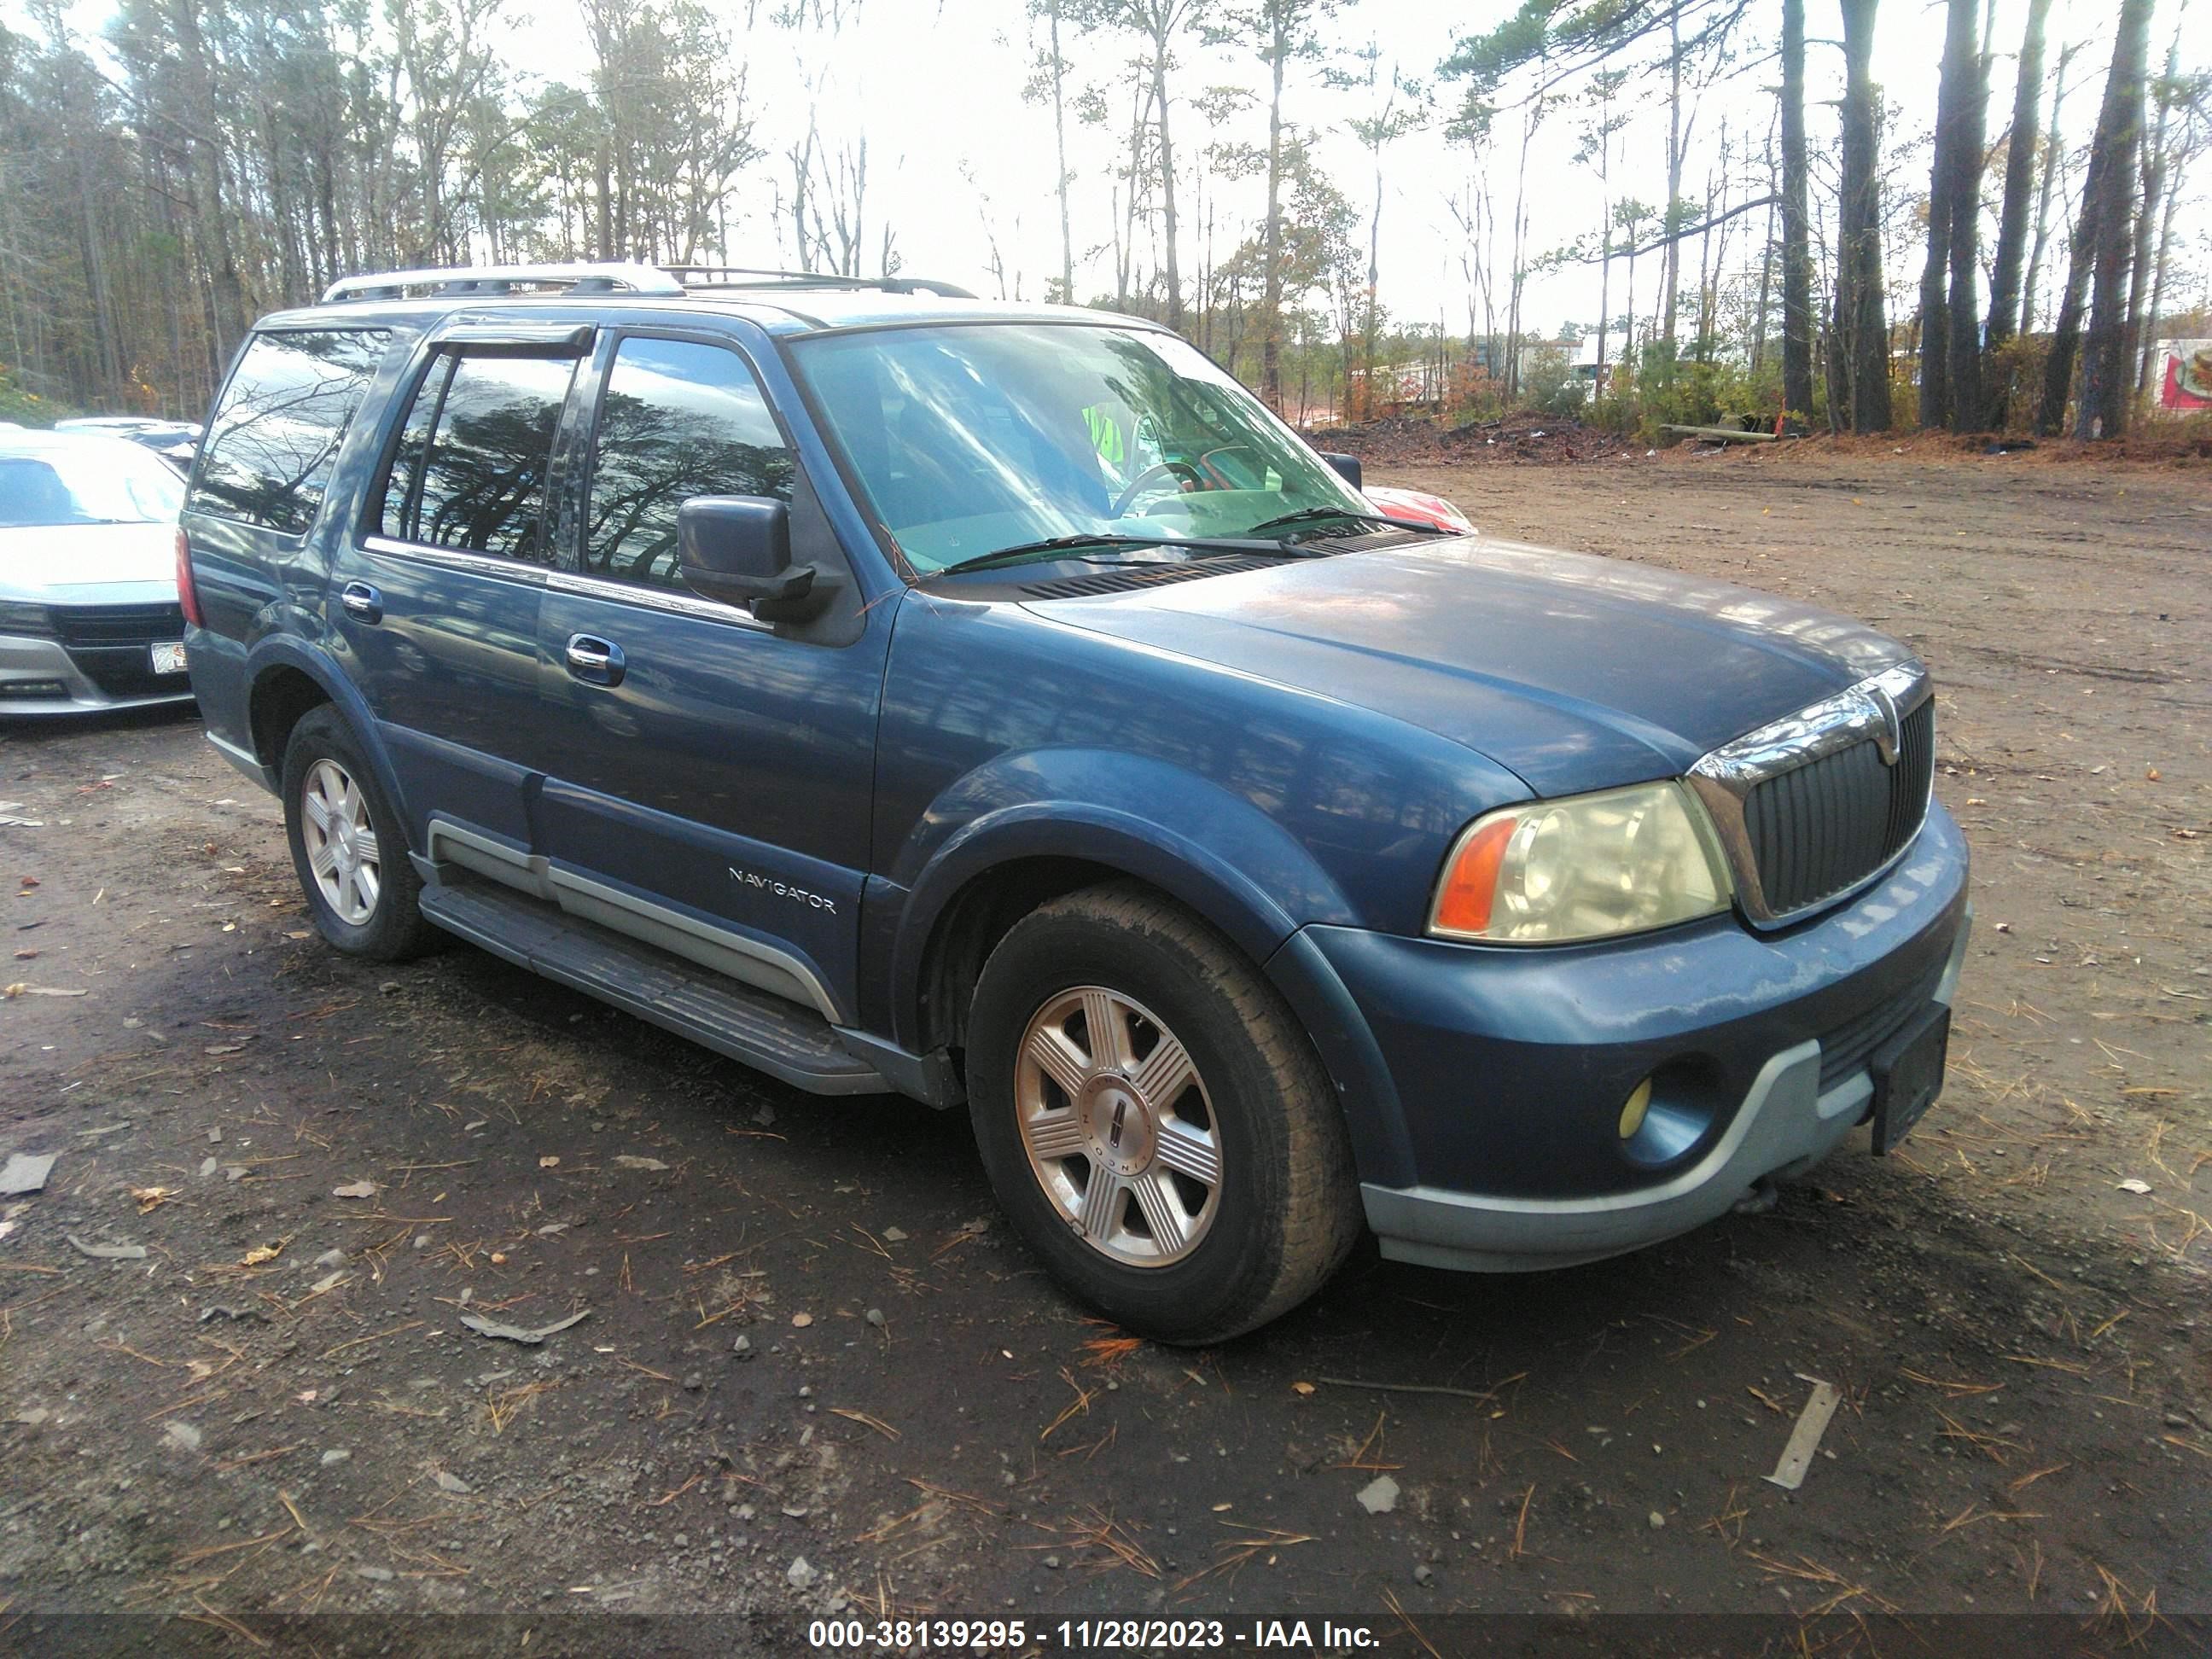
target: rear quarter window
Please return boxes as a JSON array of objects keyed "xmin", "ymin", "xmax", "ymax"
[{"xmin": 188, "ymin": 329, "xmax": 390, "ymax": 535}]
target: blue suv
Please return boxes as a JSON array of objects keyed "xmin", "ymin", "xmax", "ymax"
[{"xmin": 180, "ymin": 263, "xmax": 1969, "ymax": 1342}]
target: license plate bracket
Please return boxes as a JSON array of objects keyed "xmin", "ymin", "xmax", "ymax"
[
  {"xmin": 1870, "ymin": 1004, "xmax": 1950, "ymax": 1155},
  {"xmin": 150, "ymin": 642, "xmax": 188, "ymax": 676}
]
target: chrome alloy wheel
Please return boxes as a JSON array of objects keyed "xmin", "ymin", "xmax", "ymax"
[
  {"xmin": 300, "ymin": 758, "xmax": 381, "ymax": 926},
  {"xmin": 1014, "ymin": 986, "xmax": 1223, "ymax": 1267}
]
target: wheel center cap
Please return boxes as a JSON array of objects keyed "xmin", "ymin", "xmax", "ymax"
[{"xmin": 1080, "ymin": 1075, "xmax": 1155, "ymax": 1178}]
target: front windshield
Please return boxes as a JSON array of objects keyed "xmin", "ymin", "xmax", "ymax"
[
  {"xmin": 0, "ymin": 445, "xmax": 185, "ymax": 528},
  {"xmin": 789, "ymin": 323, "xmax": 1374, "ymax": 572}
]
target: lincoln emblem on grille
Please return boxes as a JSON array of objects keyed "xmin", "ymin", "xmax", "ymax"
[
  {"xmin": 1685, "ymin": 661, "xmax": 1934, "ymax": 927},
  {"xmin": 1866, "ymin": 683, "xmax": 1904, "ymax": 765}
]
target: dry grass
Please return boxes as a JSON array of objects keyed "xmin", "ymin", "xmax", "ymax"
[
  {"xmin": 1039, "ymin": 1368, "xmax": 1095, "ymax": 1442},
  {"xmin": 1741, "ymin": 1548, "xmax": 1900, "ymax": 1615}
]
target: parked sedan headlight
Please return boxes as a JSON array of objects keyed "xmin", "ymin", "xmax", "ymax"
[
  {"xmin": 1429, "ymin": 781, "xmax": 1732, "ymax": 944},
  {"xmin": 0, "ymin": 601, "xmax": 54, "ymax": 637}
]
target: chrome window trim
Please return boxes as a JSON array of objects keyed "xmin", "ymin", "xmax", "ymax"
[
  {"xmin": 355, "ymin": 538, "xmax": 777, "ymax": 631},
  {"xmin": 359, "ymin": 533, "xmax": 547, "ymax": 585},
  {"xmin": 546, "ymin": 568, "xmax": 776, "ymax": 632},
  {"xmin": 1686, "ymin": 661, "xmax": 1933, "ymax": 928}
]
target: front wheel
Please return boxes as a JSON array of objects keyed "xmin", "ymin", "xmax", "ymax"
[{"xmin": 966, "ymin": 883, "xmax": 1360, "ymax": 1344}]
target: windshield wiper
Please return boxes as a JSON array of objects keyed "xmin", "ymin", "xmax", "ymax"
[
  {"xmin": 928, "ymin": 533, "xmax": 1288, "ymax": 579},
  {"xmin": 1243, "ymin": 505, "xmax": 1446, "ymax": 537}
]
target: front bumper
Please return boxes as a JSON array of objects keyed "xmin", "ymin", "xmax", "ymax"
[
  {"xmin": 0, "ymin": 630, "xmax": 195, "ymax": 717},
  {"xmin": 1277, "ymin": 802, "xmax": 1970, "ymax": 1272}
]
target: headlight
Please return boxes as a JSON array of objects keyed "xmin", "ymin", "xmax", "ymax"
[
  {"xmin": 1429, "ymin": 781, "xmax": 1732, "ymax": 944},
  {"xmin": 0, "ymin": 601, "xmax": 53, "ymax": 637}
]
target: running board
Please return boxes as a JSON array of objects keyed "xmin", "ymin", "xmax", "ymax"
[{"xmin": 419, "ymin": 876, "xmax": 893, "ymax": 1096}]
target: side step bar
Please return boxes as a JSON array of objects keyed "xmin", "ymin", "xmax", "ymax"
[{"xmin": 419, "ymin": 877, "xmax": 894, "ymax": 1097}]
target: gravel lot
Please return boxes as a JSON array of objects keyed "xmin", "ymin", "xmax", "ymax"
[{"xmin": 2, "ymin": 446, "xmax": 2206, "ymax": 1650}]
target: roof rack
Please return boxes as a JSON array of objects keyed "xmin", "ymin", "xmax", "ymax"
[
  {"xmin": 321, "ymin": 261, "xmax": 685, "ymax": 304},
  {"xmin": 663, "ymin": 265, "xmax": 977, "ymax": 300},
  {"xmin": 320, "ymin": 259, "xmax": 979, "ymax": 306}
]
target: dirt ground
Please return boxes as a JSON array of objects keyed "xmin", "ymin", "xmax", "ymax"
[{"xmin": 2, "ymin": 447, "xmax": 2207, "ymax": 1652}]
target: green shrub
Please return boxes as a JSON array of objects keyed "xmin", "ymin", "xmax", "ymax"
[{"xmin": 0, "ymin": 364, "xmax": 69, "ymax": 426}]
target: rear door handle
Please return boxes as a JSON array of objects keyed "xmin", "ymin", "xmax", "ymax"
[
  {"xmin": 564, "ymin": 633, "xmax": 625, "ymax": 687},
  {"xmin": 339, "ymin": 581, "xmax": 382, "ymax": 624}
]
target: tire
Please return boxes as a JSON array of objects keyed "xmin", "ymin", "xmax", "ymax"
[
  {"xmin": 966, "ymin": 882, "xmax": 1360, "ymax": 1344},
  {"xmin": 280, "ymin": 706, "xmax": 439, "ymax": 962}
]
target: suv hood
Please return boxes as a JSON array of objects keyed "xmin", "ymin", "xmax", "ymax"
[
  {"xmin": 0, "ymin": 521, "xmax": 177, "ymax": 602},
  {"xmin": 1023, "ymin": 536, "xmax": 1912, "ymax": 797}
]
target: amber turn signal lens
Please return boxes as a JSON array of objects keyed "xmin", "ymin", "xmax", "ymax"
[{"xmin": 1432, "ymin": 813, "xmax": 1519, "ymax": 936}]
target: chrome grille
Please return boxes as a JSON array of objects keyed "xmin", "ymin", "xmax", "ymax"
[
  {"xmin": 1687, "ymin": 663, "xmax": 1935, "ymax": 928},
  {"xmin": 1743, "ymin": 700, "xmax": 1932, "ymax": 916}
]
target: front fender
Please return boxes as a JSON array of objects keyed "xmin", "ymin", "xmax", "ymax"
[{"xmin": 878, "ymin": 748, "xmax": 1359, "ymax": 1047}]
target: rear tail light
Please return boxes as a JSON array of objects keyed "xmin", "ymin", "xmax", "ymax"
[{"xmin": 176, "ymin": 528, "xmax": 203, "ymax": 628}]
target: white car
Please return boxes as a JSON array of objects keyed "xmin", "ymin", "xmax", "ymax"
[{"xmin": 0, "ymin": 431, "xmax": 194, "ymax": 716}]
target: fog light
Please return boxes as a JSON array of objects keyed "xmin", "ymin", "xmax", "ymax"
[{"xmin": 1618, "ymin": 1077, "xmax": 1653, "ymax": 1140}]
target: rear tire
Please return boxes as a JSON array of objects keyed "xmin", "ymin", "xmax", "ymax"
[
  {"xmin": 966, "ymin": 882, "xmax": 1359, "ymax": 1344},
  {"xmin": 280, "ymin": 706, "xmax": 439, "ymax": 962}
]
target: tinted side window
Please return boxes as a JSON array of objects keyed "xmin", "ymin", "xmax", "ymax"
[
  {"xmin": 585, "ymin": 338, "xmax": 793, "ymax": 591},
  {"xmin": 189, "ymin": 329, "xmax": 388, "ymax": 534},
  {"xmin": 379, "ymin": 352, "xmax": 575, "ymax": 562}
]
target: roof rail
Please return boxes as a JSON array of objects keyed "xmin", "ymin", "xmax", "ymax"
[
  {"xmin": 661, "ymin": 264, "xmax": 871, "ymax": 288},
  {"xmin": 663, "ymin": 265, "xmax": 978, "ymax": 300},
  {"xmin": 321, "ymin": 261, "xmax": 684, "ymax": 304}
]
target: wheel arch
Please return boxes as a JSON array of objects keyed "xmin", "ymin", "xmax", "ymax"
[
  {"xmin": 887, "ymin": 754, "xmax": 1359, "ymax": 1057},
  {"xmin": 243, "ymin": 641, "xmax": 410, "ymax": 837}
]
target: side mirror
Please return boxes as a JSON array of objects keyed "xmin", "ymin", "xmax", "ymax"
[
  {"xmin": 677, "ymin": 497, "xmax": 834, "ymax": 623},
  {"xmin": 1318, "ymin": 451, "xmax": 1363, "ymax": 491}
]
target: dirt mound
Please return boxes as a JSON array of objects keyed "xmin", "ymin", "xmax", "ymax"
[
  {"xmin": 1743, "ymin": 424, "xmax": 2212, "ymax": 469},
  {"xmin": 1306, "ymin": 410, "xmax": 1643, "ymax": 466}
]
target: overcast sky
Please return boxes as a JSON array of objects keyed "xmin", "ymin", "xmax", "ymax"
[
  {"xmin": 32, "ymin": 0, "xmax": 2196, "ymax": 335},
  {"xmin": 678, "ymin": 0, "xmax": 2167, "ymax": 333}
]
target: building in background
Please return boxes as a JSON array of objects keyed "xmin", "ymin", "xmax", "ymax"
[{"xmin": 2151, "ymin": 340, "xmax": 2212, "ymax": 414}]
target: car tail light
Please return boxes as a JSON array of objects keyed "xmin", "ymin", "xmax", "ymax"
[{"xmin": 176, "ymin": 528, "xmax": 203, "ymax": 628}]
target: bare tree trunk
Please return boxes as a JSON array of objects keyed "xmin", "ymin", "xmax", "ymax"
[
  {"xmin": 2039, "ymin": 159, "xmax": 2103, "ymax": 432},
  {"xmin": 2122, "ymin": 40, "xmax": 2177, "ymax": 406},
  {"xmin": 2021, "ymin": 40, "xmax": 2078, "ymax": 335},
  {"xmin": 1943, "ymin": 0, "xmax": 1988, "ymax": 430},
  {"xmin": 1779, "ymin": 0, "xmax": 1814, "ymax": 420},
  {"xmin": 1623, "ymin": 237, "xmax": 1638, "ymax": 382},
  {"xmin": 2136, "ymin": 125, "xmax": 2183, "ymax": 397},
  {"xmin": 1918, "ymin": 0, "xmax": 1976, "ymax": 428},
  {"xmin": 1260, "ymin": 15, "xmax": 1286, "ymax": 405},
  {"xmin": 1119, "ymin": 82, "xmax": 1144, "ymax": 307},
  {"xmin": 1596, "ymin": 135, "xmax": 1612, "ymax": 392},
  {"xmin": 1041, "ymin": 1, "xmax": 1071, "ymax": 302},
  {"xmin": 1983, "ymin": 0, "xmax": 2052, "ymax": 402},
  {"xmin": 1150, "ymin": 32, "xmax": 1183, "ymax": 331},
  {"xmin": 1752, "ymin": 140, "xmax": 1773, "ymax": 374},
  {"xmin": 1505, "ymin": 100, "xmax": 1536, "ymax": 400},
  {"xmin": 1834, "ymin": 0, "xmax": 1891, "ymax": 432},
  {"xmin": 1660, "ymin": 0, "xmax": 1682, "ymax": 356},
  {"xmin": 170, "ymin": 0, "xmax": 247, "ymax": 353},
  {"xmin": 2064, "ymin": 0, "xmax": 2152, "ymax": 439}
]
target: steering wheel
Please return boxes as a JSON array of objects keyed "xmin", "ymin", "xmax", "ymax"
[
  {"xmin": 1109, "ymin": 460, "xmax": 1205, "ymax": 518},
  {"xmin": 1195, "ymin": 443, "xmax": 1262, "ymax": 489}
]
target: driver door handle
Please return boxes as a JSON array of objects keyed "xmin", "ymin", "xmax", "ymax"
[{"xmin": 564, "ymin": 632, "xmax": 626, "ymax": 687}]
